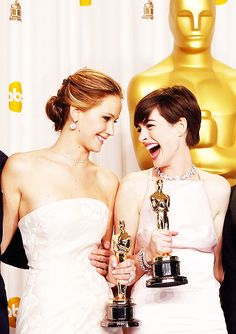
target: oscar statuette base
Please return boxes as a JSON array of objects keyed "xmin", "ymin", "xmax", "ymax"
[
  {"xmin": 101, "ymin": 298, "xmax": 140, "ymax": 328},
  {"xmin": 146, "ymin": 255, "xmax": 188, "ymax": 288}
]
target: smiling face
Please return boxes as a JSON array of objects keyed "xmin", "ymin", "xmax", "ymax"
[
  {"xmin": 137, "ymin": 108, "xmax": 187, "ymax": 168},
  {"xmin": 169, "ymin": 0, "xmax": 215, "ymax": 52},
  {"xmin": 77, "ymin": 95, "xmax": 122, "ymax": 153}
]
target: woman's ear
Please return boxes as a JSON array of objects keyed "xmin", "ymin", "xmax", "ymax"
[
  {"xmin": 175, "ymin": 117, "xmax": 187, "ymax": 137},
  {"xmin": 69, "ymin": 107, "xmax": 80, "ymax": 123}
]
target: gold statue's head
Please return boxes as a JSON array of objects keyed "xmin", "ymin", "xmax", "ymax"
[
  {"xmin": 156, "ymin": 179, "xmax": 163, "ymax": 192},
  {"xmin": 118, "ymin": 220, "xmax": 125, "ymax": 233},
  {"xmin": 169, "ymin": 0, "xmax": 216, "ymax": 51}
]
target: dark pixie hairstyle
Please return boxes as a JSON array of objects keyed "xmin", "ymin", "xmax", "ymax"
[
  {"xmin": 46, "ymin": 68, "xmax": 123, "ymax": 131},
  {"xmin": 134, "ymin": 85, "xmax": 201, "ymax": 147}
]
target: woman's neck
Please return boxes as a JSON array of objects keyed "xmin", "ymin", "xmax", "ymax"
[
  {"xmin": 156, "ymin": 149, "xmax": 194, "ymax": 178},
  {"xmin": 50, "ymin": 134, "xmax": 90, "ymax": 164}
]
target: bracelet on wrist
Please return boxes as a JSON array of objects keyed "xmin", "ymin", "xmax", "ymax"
[{"xmin": 138, "ymin": 248, "xmax": 152, "ymax": 273}]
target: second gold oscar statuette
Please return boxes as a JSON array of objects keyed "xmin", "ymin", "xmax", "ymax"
[
  {"xmin": 146, "ymin": 179, "xmax": 188, "ymax": 288},
  {"xmin": 101, "ymin": 221, "xmax": 140, "ymax": 328}
]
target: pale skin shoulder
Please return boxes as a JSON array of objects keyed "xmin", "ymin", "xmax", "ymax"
[
  {"xmin": 114, "ymin": 169, "xmax": 149, "ymax": 254},
  {"xmin": 111, "ymin": 169, "xmax": 152, "ymax": 283},
  {"xmin": 101, "ymin": 169, "xmax": 147, "ymax": 285},
  {"xmin": 90, "ymin": 168, "xmax": 137, "ymax": 285},
  {"xmin": 95, "ymin": 166, "xmax": 119, "ymax": 208},
  {"xmin": 198, "ymin": 169, "xmax": 231, "ymax": 237},
  {"xmin": 1, "ymin": 150, "xmax": 42, "ymax": 253},
  {"xmin": 88, "ymin": 166, "xmax": 119, "ymax": 276},
  {"xmin": 198, "ymin": 169, "xmax": 231, "ymax": 283},
  {"xmin": 1, "ymin": 150, "xmax": 120, "ymax": 254},
  {"xmin": 94, "ymin": 166, "xmax": 119, "ymax": 244},
  {"xmin": 2, "ymin": 148, "xmax": 69, "ymax": 220}
]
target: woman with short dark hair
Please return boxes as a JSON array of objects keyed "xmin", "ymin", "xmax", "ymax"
[{"xmin": 114, "ymin": 85, "xmax": 230, "ymax": 333}]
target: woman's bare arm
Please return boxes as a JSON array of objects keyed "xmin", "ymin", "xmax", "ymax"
[
  {"xmin": 202, "ymin": 171, "xmax": 231, "ymax": 283},
  {"xmin": 89, "ymin": 168, "xmax": 119, "ymax": 276},
  {"xmin": 1, "ymin": 155, "xmax": 23, "ymax": 254}
]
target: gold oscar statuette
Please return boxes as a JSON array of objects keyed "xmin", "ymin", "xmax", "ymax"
[
  {"xmin": 9, "ymin": 0, "xmax": 22, "ymax": 21},
  {"xmin": 146, "ymin": 179, "xmax": 188, "ymax": 288},
  {"xmin": 101, "ymin": 221, "xmax": 140, "ymax": 328}
]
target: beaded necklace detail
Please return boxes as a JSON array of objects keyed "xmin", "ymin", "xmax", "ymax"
[{"xmin": 155, "ymin": 165, "xmax": 197, "ymax": 181}]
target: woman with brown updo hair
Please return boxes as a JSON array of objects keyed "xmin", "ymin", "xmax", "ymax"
[{"xmin": 1, "ymin": 68, "xmax": 135, "ymax": 334}]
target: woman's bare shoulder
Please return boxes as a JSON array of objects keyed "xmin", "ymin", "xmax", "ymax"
[
  {"xmin": 118, "ymin": 169, "xmax": 150, "ymax": 197},
  {"xmin": 4, "ymin": 149, "xmax": 47, "ymax": 174},
  {"xmin": 199, "ymin": 169, "xmax": 231, "ymax": 199},
  {"xmin": 94, "ymin": 164, "xmax": 119, "ymax": 191},
  {"xmin": 121, "ymin": 169, "xmax": 149, "ymax": 184},
  {"xmin": 199, "ymin": 169, "xmax": 229, "ymax": 185}
]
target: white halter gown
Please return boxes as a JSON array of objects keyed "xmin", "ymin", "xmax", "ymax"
[{"xmin": 129, "ymin": 170, "xmax": 227, "ymax": 334}]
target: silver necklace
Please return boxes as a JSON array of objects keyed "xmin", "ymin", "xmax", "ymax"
[
  {"xmin": 155, "ymin": 165, "xmax": 197, "ymax": 181},
  {"xmin": 51, "ymin": 150, "xmax": 89, "ymax": 166}
]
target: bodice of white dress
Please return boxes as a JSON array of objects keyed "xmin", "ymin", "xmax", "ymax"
[
  {"xmin": 129, "ymin": 169, "xmax": 227, "ymax": 334},
  {"xmin": 16, "ymin": 198, "xmax": 121, "ymax": 334}
]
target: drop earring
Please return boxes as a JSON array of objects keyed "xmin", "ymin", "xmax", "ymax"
[
  {"xmin": 177, "ymin": 130, "xmax": 182, "ymax": 137},
  {"xmin": 177, "ymin": 124, "xmax": 184, "ymax": 137},
  {"xmin": 69, "ymin": 121, "xmax": 78, "ymax": 130}
]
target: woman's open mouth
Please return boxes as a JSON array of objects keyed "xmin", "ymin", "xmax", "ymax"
[{"xmin": 145, "ymin": 143, "xmax": 160, "ymax": 159}]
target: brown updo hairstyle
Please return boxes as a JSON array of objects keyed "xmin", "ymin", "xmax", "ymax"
[
  {"xmin": 46, "ymin": 68, "xmax": 123, "ymax": 131},
  {"xmin": 134, "ymin": 85, "xmax": 201, "ymax": 147}
]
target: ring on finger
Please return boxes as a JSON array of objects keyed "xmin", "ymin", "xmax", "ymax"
[{"xmin": 128, "ymin": 270, "xmax": 135, "ymax": 283}]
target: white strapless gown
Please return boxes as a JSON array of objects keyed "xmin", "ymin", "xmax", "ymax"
[{"xmin": 16, "ymin": 198, "xmax": 121, "ymax": 334}]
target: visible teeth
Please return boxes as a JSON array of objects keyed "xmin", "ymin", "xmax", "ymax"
[
  {"xmin": 146, "ymin": 143, "xmax": 158, "ymax": 150},
  {"xmin": 97, "ymin": 135, "xmax": 105, "ymax": 143}
]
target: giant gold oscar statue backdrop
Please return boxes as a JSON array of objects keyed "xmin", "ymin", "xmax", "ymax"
[{"xmin": 127, "ymin": 0, "xmax": 236, "ymax": 184}]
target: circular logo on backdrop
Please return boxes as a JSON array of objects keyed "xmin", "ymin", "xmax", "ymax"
[
  {"xmin": 8, "ymin": 297, "xmax": 21, "ymax": 328},
  {"xmin": 9, "ymin": 81, "xmax": 23, "ymax": 112}
]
